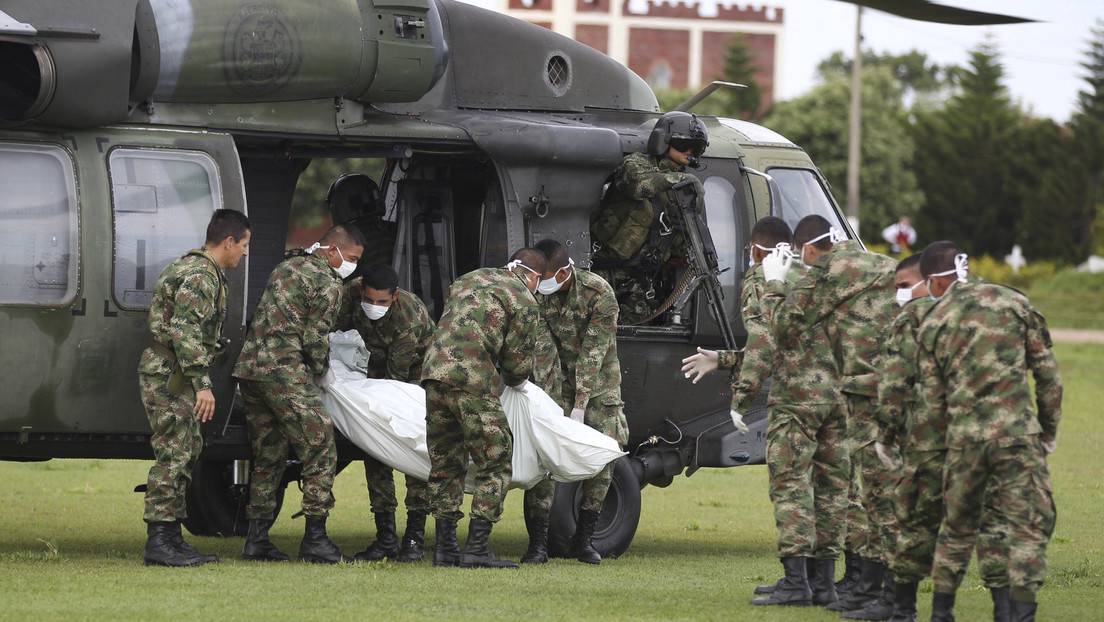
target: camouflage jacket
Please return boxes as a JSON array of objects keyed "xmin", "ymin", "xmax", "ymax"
[
  {"xmin": 336, "ymin": 284, "xmax": 435, "ymax": 383},
  {"xmin": 138, "ymin": 249, "xmax": 227, "ymax": 392},
  {"xmin": 537, "ymin": 269, "xmax": 623, "ymax": 411},
  {"xmin": 720, "ymin": 264, "xmax": 777, "ymax": 412},
  {"xmin": 590, "ymin": 153, "xmax": 695, "ymax": 263},
  {"xmin": 421, "ymin": 267, "xmax": 540, "ymax": 395},
  {"xmin": 876, "ymin": 296, "xmax": 937, "ymax": 450},
  {"xmin": 233, "ymin": 251, "xmax": 343, "ymax": 384},
  {"xmin": 532, "ymin": 320, "xmax": 565, "ymax": 408},
  {"xmin": 919, "ymin": 281, "xmax": 1062, "ymax": 449},
  {"xmin": 761, "ymin": 267, "xmax": 840, "ymax": 407}
]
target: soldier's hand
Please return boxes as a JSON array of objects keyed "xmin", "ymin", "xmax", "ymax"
[
  {"xmin": 194, "ymin": 389, "xmax": 216, "ymax": 423},
  {"xmin": 762, "ymin": 247, "xmax": 793, "ymax": 283},
  {"xmin": 1042, "ymin": 438, "xmax": 1057, "ymax": 454},
  {"xmin": 874, "ymin": 442, "xmax": 895, "ymax": 469},
  {"xmin": 570, "ymin": 408, "xmax": 586, "ymax": 423},
  {"xmin": 681, "ymin": 347, "xmax": 719, "ymax": 384},
  {"xmin": 730, "ymin": 410, "xmax": 748, "ymax": 434}
]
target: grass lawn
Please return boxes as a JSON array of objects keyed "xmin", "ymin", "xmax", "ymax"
[
  {"xmin": 1, "ymin": 343, "xmax": 1102, "ymax": 621},
  {"xmin": 1026, "ymin": 271, "xmax": 1104, "ymax": 331}
]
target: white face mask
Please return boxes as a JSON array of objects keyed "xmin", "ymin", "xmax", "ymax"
[
  {"xmin": 361, "ymin": 302, "xmax": 389, "ymax": 321},
  {"xmin": 896, "ymin": 281, "xmax": 922, "ymax": 307},
  {"xmin": 927, "ymin": 253, "xmax": 969, "ymax": 302},
  {"xmin": 537, "ymin": 259, "xmax": 574, "ymax": 295},
  {"xmin": 306, "ymin": 243, "xmax": 357, "ymax": 279},
  {"xmin": 748, "ymin": 243, "xmax": 774, "ymax": 268}
]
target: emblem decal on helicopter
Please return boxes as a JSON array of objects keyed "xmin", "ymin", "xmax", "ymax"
[{"xmin": 223, "ymin": 4, "xmax": 302, "ymax": 96}]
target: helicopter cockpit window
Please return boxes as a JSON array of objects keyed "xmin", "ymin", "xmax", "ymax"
[
  {"xmin": 109, "ymin": 149, "xmax": 223, "ymax": 310},
  {"xmin": 0, "ymin": 143, "xmax": 79, "ymax": 306},
  {"xmin": 768, "ymin": 167, "xmax": 848, "ymax": 234}
]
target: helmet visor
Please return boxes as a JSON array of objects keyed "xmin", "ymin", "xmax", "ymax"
[{"xmin": 669, "ymin": 137, "xmax": 707, "ymax": 157}]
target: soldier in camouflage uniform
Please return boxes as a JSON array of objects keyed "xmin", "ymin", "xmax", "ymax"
[
  {"xmin": 521, "ymin": 239, "xmax": 629, "ymax": 566},
  {"xmin": 747, "ymin": 232, "xmax": 848, "ymax": 608},
  {"xmin": 421, "ymin": 249, "xmax": 546, "ymax": 569},
  {"xmin": 235, "ymin": 225, "xmax": 365, "ymax": 564},
  {"xmin": 880, "ymin": 255, "xmax": 1012, "ymax": 622},
  {"xmin": 591, "ymin": 111, "xmax": 707, "ymax": 324},
  {"xmin": 768, "ymin": 216, "xmax": 901, "ymax": 619},
  {"xmin": 918, "ymin": 242, "xmax": 1061, "ymax": 622},
  {"xmin": 335, "ymin": 263, "xmax": 435, "ymax": 562},
  {"xmin": 138, "ymin": 209, "xmax": 251, "ymax": 567}
]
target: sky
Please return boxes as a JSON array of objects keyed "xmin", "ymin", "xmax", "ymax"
[{"xmin": 459, "ymin": 0, "xmax": 1101, "ymax": 122}]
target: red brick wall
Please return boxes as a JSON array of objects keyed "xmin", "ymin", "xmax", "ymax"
[
  {"xmin": 702, "ymin": 31, "xmax": 776, "ymax": 110},
  {"xmin": 625, "ymin": 0, "xmax": 780, "ymax": 22},
  {"xmin": 577, "ymin": 0, "xmax": 610, "ymax": 13},
  {"xmin": 509, "ymin": 0, "xmax": 552, "ymax": 10},
  {"xmin": 629, "ymin": 28, "xmax": 690, "ymax": 89},
  {"xmin": 575, "ymin": 24, "xmax": 609, "ymax": 53}
]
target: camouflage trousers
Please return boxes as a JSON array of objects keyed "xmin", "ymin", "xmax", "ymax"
[
  {"xmin": 364, "ymin": 456, "xmax": 430, "ymax": 514},
  {"xmin": 766, "ymin": 402, "xmax": 850, "ymax": 559},
  {"xmin": 932, "ymin": 438, "xmax": 1056, "ymax": 595},
  {"xmin": 525, "ymin": 401, "xmax": 627, "ymax": 516},
  {"xmin": 140, "ymin": 373, "xmax": 204, "ymax": 523},
  {"xmin": 593, "ymin": 268, "xmax": 657, "ymax": 326},
  {"xmin": 847, "ymin": 396, "xmax": 901, "ymax": 563},
  {"xmin": 240, "ymin": 379, "xmax": 337, "ymax": 519},
  {"xmin": 424, "ymin": 381, "xmax": 512, "ymax": 523},
  {"xmin": 844, "ymin": 458, "xmax": 869, "ymax": 555},
  {"xmin": 891, "ymin": 449, "xmax": 1008, "ymax": 586}
]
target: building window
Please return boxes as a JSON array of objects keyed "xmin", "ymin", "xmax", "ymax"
[
  {"xmin": 0, "ymin": 143, "xmax": 79, "ymax": 306},
  {"xmin": 648, "ymin": 61, "xmax": 672, "ymax": 90},
  {"xmin": 109, "ymin": 149, "xmax": 222, "ymax": 310}
]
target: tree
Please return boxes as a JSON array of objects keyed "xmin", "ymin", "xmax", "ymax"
[
  {"xmin": 912, "ymin": 40, "xmax": 1023, "ymax": 257},
  {"xmin": 765, "ymin": 65, "xmax": 924, "ymax": 241},
  {"xmin": 654, "ymin": 34, "xmax": 764, "ymax": 119},
  {"xmin": 816, "ymin": 49, "xmax": 960, "ymax": 112},
  {"xmin": 1070, "ymin": 20, "xmax": 1104, "ymax": 258}
]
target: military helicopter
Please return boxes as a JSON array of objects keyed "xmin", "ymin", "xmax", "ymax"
[{"xmin": 0, "ymin": 0, "xmax": 1032, "ymax": 557}]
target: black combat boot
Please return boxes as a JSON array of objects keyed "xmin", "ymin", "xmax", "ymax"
[
  {"xmin": 144, "ymin": 522, "xmax": 201, "ymax": 567},
  {"xmin": 989, "ymin": 587, "xmax": 1011, "ymax": 622},
  {"xmin": 836, "ymin": 550, "xmax": 863, "ymax": 598},
  {"xmin": 433, "ymin": 517, "xmax": 461, "ymax": 567},
  {"xmin": 396, "ymin": 511, "xmax": 427, "ymax": 562},
  {"xmin": 887, "ymin": 581, "xmax": 919, "ymax": 622},
  {"xmin": 298, "ymin": 515, "xmax": 348, "ymax": 564},
  {"xmin": 168, "ymin": 521, "xmax": 218, "ymax": 565},
  {"xmin": 241, "ymin": 519, "xmax": 290, "ymax": 561},
  {"xmin": 520, "ymin": 507, "xmax": 549, "ymax": 564},
  {"xmin": 353, "ymin": 512, "xmax": 400, "ymax": 561},
  {"xmin": 930, "ymin": 592, "xmax": 956, "ymax": 622},
  {"xmin": 569, "ymin": 509, "xmax": 602, "ymax": 565},
  {"xmin": 751, "ymin": 557, "xmax": 813, "ymax": 606},
  {"xmin": 810, "ymin": 558, "xmax": 839, "ymax": 606},
  {"xmin": 842, "ymin": 569, "xmax": 897, "ymax": 620},
  {"xmin": 1008, "ymin": 596, "xmax": 1036, "ymax": 622},
  {"xmin": 459, "ymin": 518, "xmax": 518, "ymax": 569},
  {"xmin": 829, "ymin": 558, "xmax": 885, "ymax": 612}
]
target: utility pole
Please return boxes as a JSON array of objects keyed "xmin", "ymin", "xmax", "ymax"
[{"xmin": 846, "ymin": 6, "xmax": 863, "ymax": 231}]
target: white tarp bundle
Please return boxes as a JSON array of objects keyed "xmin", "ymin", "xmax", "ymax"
[{"xmin": 321, "ymin": 331, "xmax": 626, "ymax": 490}]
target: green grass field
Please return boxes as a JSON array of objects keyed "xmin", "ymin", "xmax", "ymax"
[{"xmin": 2, "ymin": 343, "xmax": 1102, "ymax": 621}]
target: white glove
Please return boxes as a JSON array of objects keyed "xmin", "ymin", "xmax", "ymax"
[
  {"xmin": 681, "ymin": 347, "xmax": 719, "ymax": 384},
  {"xmin": 314, "ymin": 368, "xmax": 337, "ymax": 389},
  {"xmin": 1042, "ymin": 438, "xmax": 1056, "ymax": 455},
  {"xmin": 570, "ymin": 408, "xmax": 585, "ymax": 423},
  {"xmin": 762, "ymin": 248, "xmax": 793, "ymax": 283},
  {"xmin": 874, "ymin": 442, "xmax": 895, "ymax": 469},
  {"xmin": 730, "ymin": 410, "xmax": 748, "ymax": 434}
]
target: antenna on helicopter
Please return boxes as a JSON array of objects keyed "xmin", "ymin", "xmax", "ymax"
[{"xmin": 674, "ymin": 81, "xmax": 747, "ymax": 113}]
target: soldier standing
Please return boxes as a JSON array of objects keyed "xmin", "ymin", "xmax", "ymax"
[
  {"xmin": 335, "ymin": 263, "xmax": 436, "ymax": 562},
  {"xmin": 139, "ymin": 209, "xmax": 251, "ymax": 567},
  {"xmin": 743, "ymin": 237, "xmax": 847, "ymax": 607},
  {"xmin": 919, "ymin": 241, "xmax": 1060, "ymax": 622},
  {"xmin": 520, "ymin": 239, "xmax": 629, "ymax": 565},
  {"xmin": 236, "ymin": 225, "xmax": 365, "ymax": 564},
  {"xmin": 764, "ymin": 216, "xmax": 901, "ymax": 618},
  {"xmin": 590, "ymin": 111, "xmax": 707, "ymax": 324},
  {"xmin": 421, "ymin": 249, "xmax": 546, "ymax": 569}
]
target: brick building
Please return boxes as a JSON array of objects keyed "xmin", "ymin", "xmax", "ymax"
[{"xmin": 489, "ymin": 0, "xmax": 784, "ymax": 109}]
